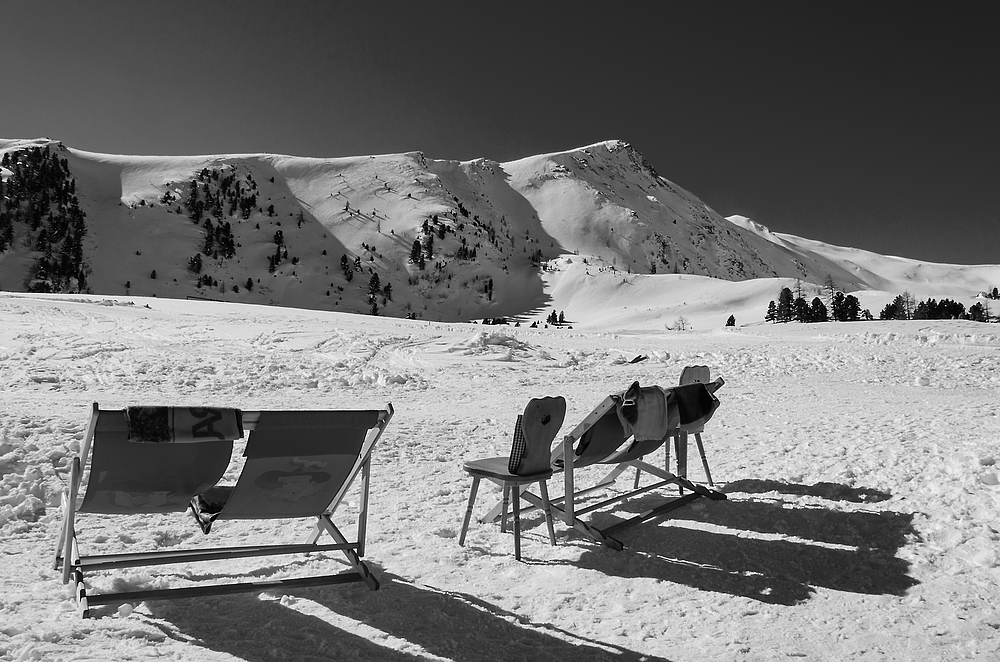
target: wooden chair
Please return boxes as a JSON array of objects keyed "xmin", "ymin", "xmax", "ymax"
[
  {"xmin": 54, "ymin": 403, "xmax": 392, "ymax": 618},
  {"xmin": 665, "ymin": 365, "xmax": 717, "ymax": 490},
  {"xmin": 459, "ymin": 397, "xmax": 565, "ymax": 560}
]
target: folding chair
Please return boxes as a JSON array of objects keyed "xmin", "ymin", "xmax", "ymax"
[
  {"xmin": 477, "ymin": 381, "xmax": 726, "ymax": 550},
  {"xmin": 459, "ymin": 397, "xmax": 565, "ymax": 560},
  {"xmin": 55, "ymin": 402, "xmax": 392, "ymax": 618}
]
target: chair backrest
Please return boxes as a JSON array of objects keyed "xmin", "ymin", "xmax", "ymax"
[
  {"xmin": 673, "ymin": 381, "xmax": 720, "ymax": 430},
  {"xmin": 79, "ymin": 408, "xmax": 239, "ymax": 514},
  {"xmin": 679, "ymin": 365, "xmax": 711, "ymax": 385},
  {"xmin": 508, "ymin": 396, "xmax": 566, "ymax": 475},
  {"xmin": 213, "ymin": 410, "xmax": 382, "ymax": 520}
]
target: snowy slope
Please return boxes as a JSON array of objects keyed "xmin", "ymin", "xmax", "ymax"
[{"xmin": 729, "ymin": 214, "xmax": 1000, "ymax": 299}]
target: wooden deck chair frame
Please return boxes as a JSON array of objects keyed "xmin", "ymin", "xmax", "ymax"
[
  {"xmin": 54, "ymin": 402, "xmax": 393, "ymax": 618},
  {"xmin": 478, "ymin": 383, "xmax": 725, "ymax": 550}
]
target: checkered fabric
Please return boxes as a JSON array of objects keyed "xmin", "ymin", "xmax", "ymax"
[{"xmin": 507, "ymin": 414, "xmax": 526, "ymax": 474}]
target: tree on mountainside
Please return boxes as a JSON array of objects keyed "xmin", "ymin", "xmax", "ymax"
[
  {"xmin": 793, "ymin": 296, "xmax": 810, "ymax": 323},
  {"xmin": 823, "ymin": 274, "xmax": 837, "ymax": 308},
  {"xmin": 777, "ymin": 287, "xmax": 794, "ymax": 322},
  {"xmin": 765, "ymin": 301, "xmax": 777, "ymax": 323},
  {"xmin": 842, "ymin": 294, "xmax": 861, "ymax": 321},
  {"xmin": 810, "ymin": 297, "xmax": 828, "ymax": 322},
  {"xmin": 968, "ymin": 302, "xmax": 989, "ymax": 322},
  {"xmin": 880, "ymin": 300, "xmax": 898, "ymax": 320}
]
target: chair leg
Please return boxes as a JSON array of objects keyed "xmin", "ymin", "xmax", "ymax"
[
  {"xmin": 539, "ymin": 480, "xmax": 557, "ymax": 546},
  {"xmin": 633, "ymin": 467, "xmax": 642, "ymax": 490},
  {"xmin": 665, "ymin": 436, "xmax": 672, "ymax": 476},
  {"xmin": 694, "ymin": 433, "xmax": 714, "ymax": 486},
  {"xmin": 500, "ymin": 483, "xmax": 510, "ymax": 533},
  {"xmin": 511, "ymin": 484, "xmax": 521, "ymax": 561},
  {"xmin": 675, "ymin": 432, "xmax": 687, "ymax": 495},
  {"xmin": 459, "ymin": 476, "xmax": 481, "ymax": 547}
]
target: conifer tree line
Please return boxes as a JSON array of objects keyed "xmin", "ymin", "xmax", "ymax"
[
  {"xmin": 879, "ymin": 293, "xmax": 991, "ymax": 322},
  {"xmin": 765, "ymin": 278, "xmax": 995, "ymax": 324},
  {"xmin": 765, "ymin": 278, "xmax": 867, "ymax": 323},
  {"xmin": 0, "ymin": 146, "xmax": 90, "ymax": 293}
]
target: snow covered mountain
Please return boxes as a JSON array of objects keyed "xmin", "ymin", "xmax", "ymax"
[{"xmin": 1, "ymin": 137, "xmax": 996, "ymax": 328}]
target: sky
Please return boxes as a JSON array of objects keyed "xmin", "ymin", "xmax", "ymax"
[{"xmin": 3, "ymin": 1, "xmax": 997, "ymax": 265}]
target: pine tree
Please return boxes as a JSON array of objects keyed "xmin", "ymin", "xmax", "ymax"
[
  {"xmin": 726, "ymin": 314, "xmax": 736, "ymax": 327},
  {"xmin": 777, "ymin": 288, "xmax": 794, "ymax": 322},
  {"xmin": 765, "ymin": 300, "xmax": 777, "ymax": 323},
  {"xmin": 844, "ymin": 294, "xmax": 861, "ymax": 321},
  {"xmin": 823, "ymin": 274, "xmax": 837, "ymax": 308},
  {"xmin": 810, "ymin": 297, "xmax": 828, "ymax": 322},
  {"xmin": 794, "ymin": 296, "xmax": 810, "ymax": 323}
]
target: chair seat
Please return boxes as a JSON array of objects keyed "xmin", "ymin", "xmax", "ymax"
[{"xmin": 464, "ymin": 456, "xmax": 553, "ymax": 483}]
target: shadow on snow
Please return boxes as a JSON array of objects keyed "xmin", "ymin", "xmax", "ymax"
[{"xmin": 566, "ymin": 479, "xmax": 918, "ymax": 606}]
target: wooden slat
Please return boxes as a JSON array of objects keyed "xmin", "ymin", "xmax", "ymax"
[
  {"xmin": 602, "ymin": 492, "xmax": 702, "ymax": 535},
  {"xmin": 85, "ymin": 572, "xmax": 368, "ymax": 607},
  {"xmin": 573, "ymin": 477, "xmax": 678, "ymax": 516},
  {"xmin": 79, "ymin": 542, "xmax": 356, "ymax": 571}
]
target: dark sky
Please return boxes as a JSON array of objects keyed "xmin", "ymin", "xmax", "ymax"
[{"xmin": 4, "ymin": 1, "xmax": 997, "ymax": 264}]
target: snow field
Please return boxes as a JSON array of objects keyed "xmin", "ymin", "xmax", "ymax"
[{"xmin": 0, "ymin": 293, "xmax": 999, "ymax": 661}]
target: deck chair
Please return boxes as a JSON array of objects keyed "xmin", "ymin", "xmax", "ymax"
[
  {"xmin": 458, "ymin": 397, "xmax": 565, "ymax": 560},
  {"xmin": 55, "ymin": 402, "xmax": 392, "ymax": 618},
  {"xmin": 478, "ymin": 381, "xmax": 726, "ymax": 550}
]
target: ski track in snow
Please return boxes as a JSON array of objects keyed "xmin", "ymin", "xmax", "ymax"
[{"xmin": 1, "ymin": 294, "xmax": 999, "ymax": 661}]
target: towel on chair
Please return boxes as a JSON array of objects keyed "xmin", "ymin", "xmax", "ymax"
[
  {"xmin": 126, "ymin": 407, "xmax": 243, "ymax": 443},
  {"xmin": 617, "ymin": 382, "xmax": 679, "ymax": 442}
]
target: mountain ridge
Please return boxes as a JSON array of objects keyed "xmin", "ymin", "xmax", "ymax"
[{"xmin": 1, "ymin": 137, "xmax": 996, "ymax": 329}]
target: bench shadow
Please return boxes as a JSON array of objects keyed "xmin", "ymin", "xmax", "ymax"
[
  {"xmin": 145, "ymin": 566, "xmax": 673, "ymax": 662},
  {"xmin": 569, "ymin": 480, "xmax": 918, "ymax": 606}
]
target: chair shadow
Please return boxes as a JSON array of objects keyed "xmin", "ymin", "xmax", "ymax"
[
  {"xmin": 143, "ymin": 565, "xmax": 673, "ymax": 662},
  {"xmin": 722, "ymin": 478, "xmax": 893, "ymax": 503},
  {"xmin": 569, "ymin": 480, "xmax": 918, "ymax": 606}
]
